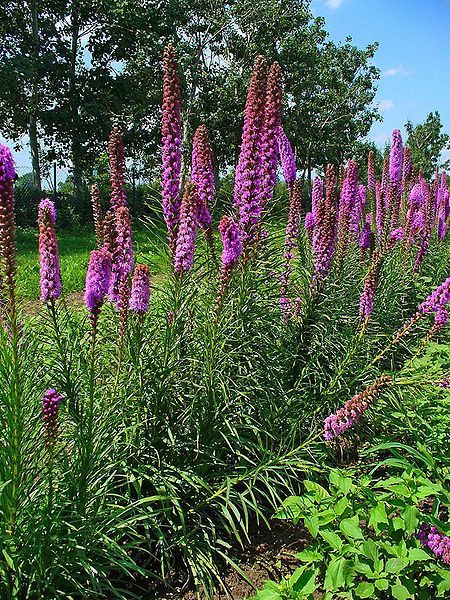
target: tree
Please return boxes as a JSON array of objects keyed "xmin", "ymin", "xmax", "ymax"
[{"xmin": 405, "ymin": 111, "xmax": 450, "ymax": 180}]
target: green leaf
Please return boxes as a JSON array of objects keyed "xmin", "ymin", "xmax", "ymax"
[
  {"xmin": 340, "ymin": 517, "xmax": 364, "ymax": 540},
  {"xmin": 253, "ymin": 587, "xmax": 281, "ymax": 600},
  {"xmin": 385, "ymin": 557, "xmax": 407, "ymax": 574},
  {"xmin": 408, "ymin": 548, "xmax": 430, "ymax": 562},
  {"xmin": 334, "ymin": 496, "xmax": 349, "ymax": 516},
  {"xmin": 361, "ymin": 539, "xmax": 379, "ymax": 563},
  {"xmin": 355, "ymin": 582, "xmax": 374, "ymax": 598},
  {"xmin": 403, "ymin": 505, "xmax": 419, "ymax": 535},
  {"xmin": 291, "ymin": 568, "xmax": 318, "ymax": 595},
  {"xmin": 369, "ymin": 502, "xmax": 389, "ymax": 530},
  {"xmin": 353, "ymin": 561, "xmax": 374, "ymax": 577},
  {"xmin": 295, "ymin": 548, "xmax": 323, "ymax": 563},
  {"xmin": 319, "ymin": 529, "xmax": 343, "ymax": 551},
  {"xmin": 305, "ymin": 515, "xmax": 319, "ymax": 538},
  {"xmin": 304, "ymin": 480, "xmax": 330, "ymax": 500},
  {"xmin": 329, "ymin": 470, "xmax": 353, "ymax": 495},
  {"xmin": 375, "ymin": 579, "xmax": 389, "ymax": 591},
  {"xmin": 437, "ymin": 572, "xmax": 450, "ymax": 596},
  {"xmin": 391, "ymin": 583, "xmax": 412, "ymax": 599},
  {"xmin": 324, "ymin": 557, "xmax": 349, "ymax": 591}
]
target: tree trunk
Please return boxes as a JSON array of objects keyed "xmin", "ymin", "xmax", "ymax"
[{"xmin": 29, "ymin": 0, "xmax": 41, "ymax": 191}]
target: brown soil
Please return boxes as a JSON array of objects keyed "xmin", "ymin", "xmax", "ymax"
[{"xmin": 154, "ymin": 521, "xmax": 311, "ymax": 600}]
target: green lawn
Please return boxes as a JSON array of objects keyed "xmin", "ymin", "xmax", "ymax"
[{"xmin": 16, "ymin": 223, "xmax": 169, "ymax": 300}]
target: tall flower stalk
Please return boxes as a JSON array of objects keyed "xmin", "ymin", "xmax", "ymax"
[
  {"xmin": 108, "ymin": 127, "xmax": 127, "ymax": 210},
  {"xmin": 191, "ymin": 125, "xmax": 214, "ymax": 248},
  {"xmin": 280, "ymin": 179, "xmax": 302, "ymax": 319},
  {"xmin": 161, "ymin": 45, "xmax": 182, "ymax": 259},
  {"xmin": 234, "ymin": 56, "xmax": 267, "ymax": 250},
  {"xmin": 217, "ymin": 215, "xmax": 242, "ymax": 309},
  {"xmin": 38, "ymin": 199, "xmax": 61, "ymax": 304},
  {"xmin": 260, "ymin": 62, "xmax": 282, "ymax": 210},
  {"xmin": 174, "ymin": 182, "xmax": 201, "ymax": 273},
  {"xmin": 91, "ymin": 183, "xmax": 103, "ymax": 247},
  {"xmin": 312, "ymin": 165, "xmax": 338, "ymax": 290}
]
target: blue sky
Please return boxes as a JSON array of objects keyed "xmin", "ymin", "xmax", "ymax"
[
  {"xmin": 4, "ymin": 0, "xmax": 450, "ymax": 168},
  {"xmin": 312, "ymin": 0, "xmax": 450, "ymax": 159}
]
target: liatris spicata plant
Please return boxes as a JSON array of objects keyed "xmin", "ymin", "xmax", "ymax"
[
  {"xmin": 0, "ymin": 144, "xmax": 17, "ymax": 299},
  {"xmin": 84, "ymin": 248, "xmax": 112, "ymax": 327},
  {"xmin": 42, "ymin": 388, "xmax": 63, "ymax": 447},
  {"xmin": 91, "ymin": 183, "xmax": 103, "ymax": 247},
  {"xmin": 367, "ymin": 149, "xmax": 375, "ymax": 208},
  {"xmin": 413, "ymin": 180, "xmax": 433, "ymax": 273},
  {"xmin": 359, "ymin": 214, "xmax": 374, "ymax": 257},
  {"xmin": 417, "ymin": 524, "xmax": 450, "ymax": 564},
  {"xmin": 375, "ymin": 181, "xmax": 385, "ymax": 244},
  {"xmin": 234, "ymin": 56, "xmax": 267, "ymax": 247},
  {"xmin": 129, "ymin": 264, "xmax": 151, "ymax": 315},
  {"xmin": 278, "ymin": 127, "xmax": 296, "ymax": 187},
  {"xmin": 38, "ymin": 199, "xmax": 61, "ymax": 303},
  {"xmin": 336, "ymin": 159, "xmax": 358, "ymax": 263},
  {"xmin": 109, "ymin": 206, "xmax": 134, "ymax": 308},
  {"xmin": 359, "ymin": 251, "xmax": 380, "ymax": 324},
  {"xmin": 437, "ymin": 173, "xmax": 448, "ymax": 241},
  {"xmin": 108, "ymin": 127, "xmax": 127, "ymax": 210},
  {"xmin": 217, "ymin": 215, "xmax": 242, "ymax": 308},
  {"xmin": 401, "ymin": 145, "xmax": 411, "ymax": 194},
  {"xmin": 174, "ymin": 182, "xmax": 201, "ymax": 273},
  {"xmin": 162, "ymin": 44, "xmax": 182, "ymax": 258},
  {"xmin": 102, "ymin": 209, "xmax": 116, "ymax": 254},
  {"xmin": 260, "ymin": 62, "xmax": 282, "ymax": 209},
  {"xmin": 312, "ymin": 164, "xmax": 338, "ymax": 289},
  {"xmin": 280, "ymin": 179, "xmax": 302, "ymax": 316},
  {"xmin": 324, "ymin": 375, "xmax": 391, "ymax": 441},
  {"xmin": 388, "ymin": 129, "xmax": 403, "ymax": 230},
  {"xmin": 304, "ymin": 212, "xmax": 315, "ymax": 242},
  {"xmin": 191, "ymin": 125, "xmax": 213, "ymax": 241}
]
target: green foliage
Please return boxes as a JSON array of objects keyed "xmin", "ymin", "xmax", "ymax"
[
  {"xmin": 405, "ymin": 111, "xmax": 450, "ymax": 179},
  {"xmin": 254, "ymin": 465, "xmax": 450, "ymax": 599}
]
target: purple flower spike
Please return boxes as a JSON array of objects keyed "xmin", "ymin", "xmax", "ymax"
[
  {"xmin": 129, "ymin": 264, "xmax": 151, "ymax": 315},
  {"xmin": 191, "ymin": 125, "xmax": 213, "ymax": 235},
  {"xmin": 324, "ymin": 375, "xmax": 391, "ymax": 441},
  {"xmin": 109, "ymin": 206, "xmax": 134, "ymax": 308},
  {"xmin": 367, "ymin": 150, "xmax": 375, "ymax": 197},
  {"xmin": 217, "ymin": 215, "xmax": 243, "ymax": 308},
  {"xmin": 174, "ymin": 182, "xmax": 201, "ymax": 273},
  {"xmin": 0, "ymin": 144, "xmax": 17, "ymax": 292},
  {"xmin": 260, "ymin": 62, "xmax": 282, "ymax": 209},
  {"xmin": 42, "ymin": 388, "xmax": 63, "ymax": 446},
  {"xmin": 389, "ymin": 129, "xmax": 403, "ymax": 189},
  {"xmin": 108, "ymin": 127, "xmax": 127, "ymax": 210},
  {"xmin": 278, "ymin": 127, "xmax": 296, "ymax": 186},
  {"xmin": 359, "ymin": 254, "xmax": 380, "ymax": 323},
  {"xmin": 234, "ymin": 56, "xmax": 267, "ymax": 247},
  {"xmin": 161, "ymin": 45, "xmax": 182, "ymax": 258},
  {"xmin": 85, "ymin": 248, "xmax": 112, "ymax": 313},
  {"xmin": 38, "ymin": 199, "xmax": 61, "ymax": 303}
]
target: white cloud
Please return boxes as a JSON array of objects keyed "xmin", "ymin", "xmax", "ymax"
[
  {"xmin": 383, "ymin": 65, "xmax": 411, "ymax": 77},
  {"xmin": 326, "ymin": 0, "xmax": 344, "ymax": 9},
  {"xmin": 378, "ymin": 99, "xmax": 394, "ymax": 113}
]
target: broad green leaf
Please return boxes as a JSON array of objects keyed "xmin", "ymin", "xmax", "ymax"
[
  {"xmin": 437, "ymin": 572, "xmax": 450, "ymax": 596},
  {"xmin": 340, "ymin": 517, "xmax": 364, "ymax": 540},
  {"xmin": 361, "ymin": 539, "xmax": 379, "ymax": 563},
  {"xmin": 355, "ymin": 582, "xmax": 374, "ymax": 598},
  {"xmin": 385, "ymin": 557, "xmax": 407, "ymax": 574},
  {"xmin": 408, "ymin": 547, "xmax": 430, "ymax": 562},
  {"xmin": 305, "ymin": 515, "xmax": 319, "ymax": 538},
  {"xmin": 334, "ymin": 496, "xmax": 349, "ymax": 516},
  {"xmin": 295, "ymin": 548, "xmax": 323, "ymax": 563},
  {"xmin": 319, "ymin": 529, "xmax": 343, "ymax": 551},
  {"xmin": 324, "ymin": 557, "xmax": 349, "ymax": 591},
  {"xmin": 304, "ymin": 480, "xmax": 330, "ymax": 500},
  {"xmin": 375, "ymin": 578, "xmax": 389, "ymax": 591},
  {"xmin": 291, "ymin": 567, "xmax": 318, "ymax": 595},
  {"xmin": 391, "ymin": 583, "xmax": 412, "ymax": 599},
  {"xmin": 369, "ymin": 502, "xmax": 388, "ymax": 531},
  {"xmin": 402, "ymin": 505, "xmax": 419, "ymax": 534},
  {"xmin": 329, "ymin": 470, "xmax": 353, "ymax": 494}
]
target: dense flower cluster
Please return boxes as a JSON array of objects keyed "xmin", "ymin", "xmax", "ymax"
[
  {"xmin": 42, "ymin": 388, "xmax": 63, "ymax": 446},
  {"xmin": 191, "ymin": 125, "xmax": 213, "ymax": 236},
  {"xmin": 278, "ymin": 127, "xmax": 296, "ymax": 186},
  {"xmin": 0, "ymin": 144, "xmax": 17, "ymax": 292},
  {"xmin": 173, "ymin": 182, "xmax": 201, "ymax": 273},
  {"xmin": 217, "ymin": 215, "xmax": 242, "ymax": 308},
  {"xmin": 109, "ymin": 206, "xmax": 134, "ymax": 308},
  {"xmin": 336, "ymin": 159, "xmax": 358, "ymax": 261},
  {"xmin": 84, "ymin": 248, "xmax": 112, "ymax": 313},
  {"xmin": 91, "ymin": 183, "xmax": 103, "ymax": 247},
  {"xmin": 324, "ymin": 375, "xmax": 391, "ymax": 441},
  {"xmin": 359, "ymin": 252, "xmax": 380, "ymax": 323},
  {"xmin": 38, "ymin": 199, "xmax": 61, "ymax": 303},
  {"xmin": 129, "ymin": 264, "xmax": 151, "ymax": 315},
  {"xmin": 161, "ymin": 45, "xmax": 182, "ymax": 257},
  {"xmin": 234, "ymin": 56, "xmax": 267, "ymax": 245},
  {"xmin": 279, "ymin": 180, "xmax": 302, "ymax": 315},
  {"xmin": 260, "ymin": 62, "xmax": 282, "ymax": 209},
  {"xmin": 312, "ymin": 165, "xmax": 338, "ymax": 287},
  {"xmin": 417, "ymin": 524, "xmax": 450, "ymax": 564},
  {"xmin": 108, "ymin": 127, "xmax": 127, "ymax": 210}
]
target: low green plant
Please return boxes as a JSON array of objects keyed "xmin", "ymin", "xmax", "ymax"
[{"xmin": 253, "ymin": 467, "xmax": 450, "ymax": 599}]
